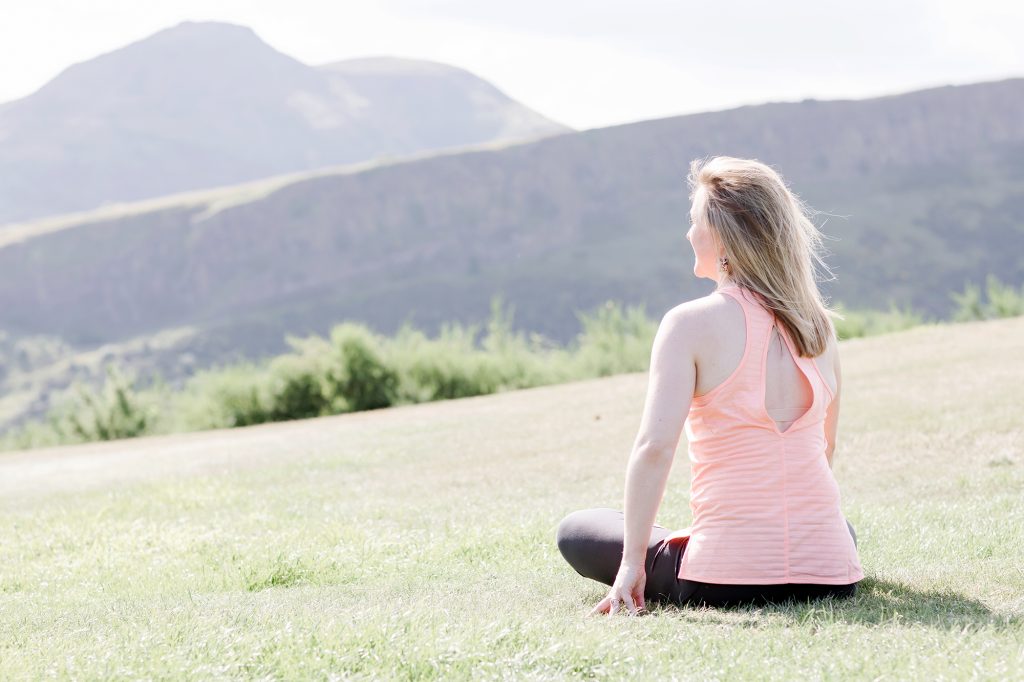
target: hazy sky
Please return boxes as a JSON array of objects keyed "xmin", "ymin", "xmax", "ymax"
[{"xmin": 2, "ymin": 0, "xmax": 1021, "ymax": 130}]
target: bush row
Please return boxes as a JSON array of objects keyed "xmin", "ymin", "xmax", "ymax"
[
  {"xmin": 3, "ymin": 275, "xmax": 1022, "ymax": 452},
  {"xmin": 1, "ymin": 296, "xmax": 655, "ymax": 450}
]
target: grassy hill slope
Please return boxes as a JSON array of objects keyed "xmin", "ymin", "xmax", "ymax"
[
  {"xmin": 2, "ymin": 77, "xmax": 1021, "ymax": 353},
  {"xmin": 0, "ymin": 316, "xmax": 1021, "ymax": 678}
]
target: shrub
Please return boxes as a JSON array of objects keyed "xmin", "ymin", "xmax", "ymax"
[
  {"xmin": 951, "ymin": 274, "xmax": 1024, "ymax": 321},
  {"xmin": 571, "ymin": 301, "xmax": 657, "ymax": 377},
  {"xmin": 832, "ymin": 302, "xmax": 928, "ymax": 340},
  {"xmin": 386, "ymin": 296, "xmax": 563, "ymax": 403},
  {"xmin": 266, "ymin": 351, "xmax": 331, "ymax": 422},
  {"xmin": 50, "ymin": 365, "xmax": 157, "ymax": 442},
  {"xmin": 169, "ymin": 361, "xmax": 274, "ymax": 430},
  {"xmin": 388, "ymin": 321, "xmax": 495, "ymax": 402},
  {"xmin": 324, "ymin": 323, "xmax": 400, "ymax": 412}
]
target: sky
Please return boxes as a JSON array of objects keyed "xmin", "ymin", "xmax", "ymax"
[{"xmin": 1, "ymin": 0, "xmax": 1021, "ymax": 131}]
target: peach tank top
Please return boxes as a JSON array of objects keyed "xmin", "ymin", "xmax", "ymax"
[{"xmin": 667, "ymin": 283, "xmax": 864, "ymax": 585}]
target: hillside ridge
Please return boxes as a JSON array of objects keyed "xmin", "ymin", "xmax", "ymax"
[{"xmin": 0, "ymin": 20, "xmax": 570, "ymax": 223}]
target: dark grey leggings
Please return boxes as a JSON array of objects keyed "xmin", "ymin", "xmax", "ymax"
[{"xmin": 556, "ymin": 508, "xmax": 859, "ymax": 608}]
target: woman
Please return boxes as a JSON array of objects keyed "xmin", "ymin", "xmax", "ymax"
[{"xmin": 556, "ymin": 155, "xmax": 864, "ymax": 615}]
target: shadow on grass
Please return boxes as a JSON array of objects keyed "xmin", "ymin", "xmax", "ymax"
[{"xmin": 642, "ymin": 577, "xmax": 1018, "ymax": 630}]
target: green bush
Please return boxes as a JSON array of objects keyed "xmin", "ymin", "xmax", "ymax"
[
  {"xmin": 265, "ymin": 347, "xmax": 331, "ymax": 422},
  {"xmin": 169, "ymin": 361, "xmax": 274, "ymax": 430},
  {"xmin": 5, "ymin": 277, "xmax": 1022, "ymax": 452},
  {"xmin": 832, "ymin": 302, "xmax": 928, "ymax": 340},
  {"xmin": 386, "ymin": 296, "xmax": 566, "ymax": 403},
  {"xmin": 0, "ymin": 413, "xmax": 74, "ymax": 451},
  {"xmin": 571, "ymin": 301, "xmax": 657, "ymax": 377},
  {"xmin": 324, "ymin": 323, "xmax": 400, "ymax": 412},
  {"xmin": 388, "ymin": 322, "xmax": 495, "ymax": 402},
  {"xmin": 51, "ymin": 365, "xmax": 157, "ymax": 442},
  {"xmin": 951, "ymin": 274, "xmax": 1024, "ymax": 321}
]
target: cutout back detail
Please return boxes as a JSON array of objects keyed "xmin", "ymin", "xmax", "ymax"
[{"xmin": 762, "ymin": 319, "xmax": 815, "ymax": 435}]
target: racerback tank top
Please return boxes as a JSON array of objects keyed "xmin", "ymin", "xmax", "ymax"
[{"xmin": 667, "ymin": 283, "xmax": 865, "ymax": 585}]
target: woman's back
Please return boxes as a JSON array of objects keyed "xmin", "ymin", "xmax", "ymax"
[
  {"xmin": 675, "ymin": 283, "xmax": 863, "ymax": 585},
  {"xmin": 692, "ymin": 286, "xmax": 839, "ymax": 431}
]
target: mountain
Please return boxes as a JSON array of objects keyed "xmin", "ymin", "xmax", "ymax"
[
  {"xmin": 1, "ymin": 76, "xmax": 1022, "ymax": 430},
  {"xmin": 0, "ymin": 20, "xmax": 571, "ymax": 224}
]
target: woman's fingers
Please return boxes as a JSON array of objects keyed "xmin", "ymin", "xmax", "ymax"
[
  {"xmin": 633, "ymin": 588, "xmax": 645, "ymax": 613},
  {"xmin": 587, "ymin": 587, "xmax": 646, "ymax": 617},
  {"xmin": 610, "ymin": 590, "xmax": 639, "ymax": 616},
  {"xmin": 588, "ymin": 595, "xmax": 613, "ymax": 616}
]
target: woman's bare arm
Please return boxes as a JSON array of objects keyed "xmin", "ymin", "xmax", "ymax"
[
  {"xmin": 823, "ymin": 342, "xmax": 842, "ymax": 469},
  {"xmin": 619, "ymin": 305, "xmax": 696, "ymax": 568}
]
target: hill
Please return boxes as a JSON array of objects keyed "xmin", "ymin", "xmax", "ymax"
[
  {"xmin": 2, "ymin": 76, "xmax": 1021, "ymax": 349},
  {"xmin": 0, "ymin": 20, "xmax": 570, "ymax": 223},
  {"xmin": 1, "ymin": 75, "xmax": 1022, "ymax": 431},
  {"xmin": 0, "ymin": 314, "xmax": 1020, "ymax": 678}
]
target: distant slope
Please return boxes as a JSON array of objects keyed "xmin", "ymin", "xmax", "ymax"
[
  {"xmin": 1, "ymin": 76, "xmax": 1020, "ymax": 345},
  {"xmin": 0, "ymin": 21, "xmax": 571, "ymax": 223},
  {"xmin": 0, "ymin": 76, "xmax": 1021, "ymax": 432}
]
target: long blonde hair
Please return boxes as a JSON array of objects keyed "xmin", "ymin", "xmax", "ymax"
[{"xmin": 687, "ymin": 155, "xmax": 841, "ymax": 358}]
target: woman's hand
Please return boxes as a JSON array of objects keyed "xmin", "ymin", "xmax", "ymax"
[{"xmin": 588, "ymin": 562, "xmax": 646, "ymax": 616}]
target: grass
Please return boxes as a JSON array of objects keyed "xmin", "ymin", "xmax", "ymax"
[{"xmin": 0, "ymin": 315, "xmax": 1022, "ymax": 680}]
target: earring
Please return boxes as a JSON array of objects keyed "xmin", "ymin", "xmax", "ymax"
[{"xmin": 718, "ymin": 256, "xmax": 729, "ymax": 272}]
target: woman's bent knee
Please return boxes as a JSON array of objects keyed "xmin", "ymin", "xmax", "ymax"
[
  {"xmin": 555, "ymin": 509, "xmax": 591, "ymax": 558},
  {"xmin": 555, "ymin": 508, "xmax": 619, "ymax": 565},
  {"xmin": 555, "ymin": 508, "xmax": 624, "ymax": 585}
]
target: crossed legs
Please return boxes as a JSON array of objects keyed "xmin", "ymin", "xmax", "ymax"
[{"xmin": 555, "ymin": 507, "xmax": 859, "ymax": 607}]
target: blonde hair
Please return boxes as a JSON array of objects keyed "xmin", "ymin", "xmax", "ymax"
[{"xmin": 687, "ymin": 155, "xmax": 841, "ymax": 358}]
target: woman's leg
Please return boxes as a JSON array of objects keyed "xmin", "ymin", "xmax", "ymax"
[{"xmin": 555, "ymin": 508, "xmax": 686, "ymax": 603}]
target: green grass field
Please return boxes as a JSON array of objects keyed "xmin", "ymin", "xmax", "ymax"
[{"xmin": 1, "ymin": 315, "xmax": 1022, "ymax": 680}]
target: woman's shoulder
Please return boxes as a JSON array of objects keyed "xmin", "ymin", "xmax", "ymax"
[
  {"xmin": 667, "ymin": 288, "xmax": 741, "ymax": 322},
  {"xmin": 663, "ymin": 289, "xmax": 747, "ymax": 351}
]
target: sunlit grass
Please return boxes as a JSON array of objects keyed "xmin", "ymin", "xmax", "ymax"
[{"xmin": 0, "ymin": 315, "xmax": 1022, "ymax": 679}]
